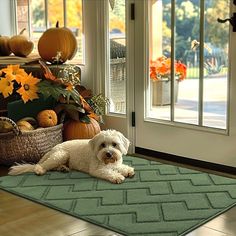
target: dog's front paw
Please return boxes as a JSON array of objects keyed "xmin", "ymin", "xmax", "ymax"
[
  {"xmin": 34, "ymin": 164, "xmax": 46, "ymax": 175},
  {"xmin": 110, "ymin": 174, "xmax": 125, "ymax": 184},
  {"xmin": 120, "ymin": 166, "xmax": 135, "ymax": 178},
  {"xmin": 127, "ymin": 167, "xmax": 135, "ymax": 178},
  {"xmin": 56, "ymin": 164, "xmax": 70, "ymax": 173}
]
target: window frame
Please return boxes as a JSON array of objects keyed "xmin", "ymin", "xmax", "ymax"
[
  {"xmin": 14, "ymin": 0, "xmax": 85, "ymax": 65},
  {"xmin": 146, "ymin": 0, "xmax": 230, "ymax": 132}
]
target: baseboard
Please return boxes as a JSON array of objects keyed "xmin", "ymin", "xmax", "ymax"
[{"xmin": 135, "ymin": 147, "xmax": 236, "ymax": 175}]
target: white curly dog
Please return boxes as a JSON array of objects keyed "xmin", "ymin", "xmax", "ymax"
[{"xmin": 9, "ymin": 129, "xmax": 135, "ymax": 184}]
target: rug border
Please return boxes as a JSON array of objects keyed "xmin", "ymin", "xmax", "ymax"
[
  {"xmin": 1, "ymin": 185, "xmax": 236, "ymax": 236},
  {"xmin": 180, "ymin": 202, "xmax": 236, "ymax": 235}
]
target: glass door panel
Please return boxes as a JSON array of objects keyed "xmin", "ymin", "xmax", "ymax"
[
  {"xmin": 148, "ymin": 0, "xmax": 229, "ymax": 130},
  {"xmin": 149, "ymin": 0, "xmax": 171, "ymax": 121},
  {"xmin": 174, "ymin": 0, "xmax": 200, "ymax": 125},
  {"xmin": 203, "ymin": 0, "xmax": 229, "ymax": 129},
  {"xmin": 108, "ymin": 0, "xmax": 126, "ymax": 114}
]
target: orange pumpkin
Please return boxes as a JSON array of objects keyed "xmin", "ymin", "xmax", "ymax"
[
  {"xmin": 38, "ymin": 21, "xmax": 77, "ymax": 64},
  {"xmin": 0, "ymin": 35, "xmax": 11, "ymax": 56},
  {"xmin": 9, "ymin": 28, "xmax": 34, "ymax": 57},
  {"xmin": 63, "ymin": 118, "xmax": 101, "ymax": 140},
  {"xmin": 37, "ymin": 110, "xmax": 58, "ymax": 128}
]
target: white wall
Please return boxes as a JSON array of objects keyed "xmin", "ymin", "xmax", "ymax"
[{"xmin": 0, "ymin": 0, "xmax": 16, "ymax": 36}]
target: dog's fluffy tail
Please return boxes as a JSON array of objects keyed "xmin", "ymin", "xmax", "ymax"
[{"xmin": 8, "ymin": 163, "xmax": 36, "ymax": 175}]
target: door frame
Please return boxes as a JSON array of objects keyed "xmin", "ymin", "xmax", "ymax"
[
  {"xmin": 134, "ymin": 0, "xmax": 236, "ymax": 167},
  {"xmin": 102, "ymin": 0, "xmax": 136, "ymax": 153}
]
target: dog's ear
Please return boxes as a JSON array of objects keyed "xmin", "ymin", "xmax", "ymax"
[
  {"xmin": 89, "ymin": 133, "xmax": 99, "ymax": 153},
  {"xmin": 117, "ymin": 131, "xmax": 130, "ymax": 155}
]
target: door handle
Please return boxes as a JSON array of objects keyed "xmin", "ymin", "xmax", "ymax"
[{"xmin": 217, "ymin": 13, "xmax": 236, "ymax": 32}]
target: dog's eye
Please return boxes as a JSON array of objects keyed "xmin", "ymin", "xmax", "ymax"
[
  {"xmin": 112, "ymin": 142, "xmax": 117, "ymax": 147},
  {"xmin": 101, "ymin": 143, "xmax": 106, "ymax": 148}
]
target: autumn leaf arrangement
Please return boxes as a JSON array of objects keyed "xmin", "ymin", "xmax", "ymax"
[
  {"xmin": 150, "ymin": 56, "xmax": 187, "ymax": 82},
  {"xmin": 0, "ymin": 61, "xmax": 109, "ymax": 124}
]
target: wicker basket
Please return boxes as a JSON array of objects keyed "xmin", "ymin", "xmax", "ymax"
[
  {"xmin": 110, "ymin": 58, "xmax": 126, "ymax": 113},
  {"xmin": 0, "ymin": 117, "xmax": 63, "ymax": 166}
]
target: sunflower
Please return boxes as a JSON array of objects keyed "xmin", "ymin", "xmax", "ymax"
[
  {"xmin": 17, "ymin": 73, "xmax": 41, "ymax": 103},
  {"xmin": 1, "ymin": 64, "xmax": 27, "ymax": 83},
  {"xmin": 0, "ymin": 74, "xmax": 14, "ymax": 98}
]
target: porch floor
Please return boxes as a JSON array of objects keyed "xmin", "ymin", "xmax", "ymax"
[{"xmin": 150, "ymin": 77, "xmax": 227, "ymax": 129}]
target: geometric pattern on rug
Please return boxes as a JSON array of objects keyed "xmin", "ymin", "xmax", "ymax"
[{"xmin": 1, "ymin": 155, "xmax": 236, "ymax": 236}]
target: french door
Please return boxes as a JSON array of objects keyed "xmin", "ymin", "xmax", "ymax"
[{"xmin": 134, "ymin": 0, "xmax": 236, "ymax": 167}]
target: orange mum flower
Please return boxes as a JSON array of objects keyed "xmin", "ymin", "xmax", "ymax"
[
  {"xmin": 176, "ymin": 61, "xmax": 187, "ymax": 81},
  {"xmin": 150, "ymin": 65, "xmax": 158, "ymax": 81},
  {"xmin": 150, "ymin": 56, "xmax": 187, "ymax": 81},
  {"xmin": 17, "ymin": 73, "xmax": 41, "ymax": 103}
]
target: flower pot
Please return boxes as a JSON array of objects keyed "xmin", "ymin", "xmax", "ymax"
[{"xmin": 152, "ymin": 79, "xmax": 179, "ymax": 106}]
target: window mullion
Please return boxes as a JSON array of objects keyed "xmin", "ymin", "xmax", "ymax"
[
  {"xmin": 63, "ymin": 0, "xmax": 67, "ymax": 27},
  {"xmin": 198, "ymin": 0, "xmax": 205, "ymax": 126},
  {"xmin": 27, "ymin": 0, "xmax": 32, "ymax": 38},
  {"xmin": 170, "ymin": 0, "xmax": 175, "ymax": 121},
  {"xmin": 45, "ymin": 0, "xmax": 49, "ymax": 29},
  {"xmin": 13, "ymin": 0, "xmax": 18, "ymax": 34}
]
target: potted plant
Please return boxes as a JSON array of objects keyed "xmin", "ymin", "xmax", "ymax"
[{"xmin": 150, "ymin": 56, "xmax": 187, "ymax": 105}]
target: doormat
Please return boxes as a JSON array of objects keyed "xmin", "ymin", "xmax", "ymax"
[{"xmin": 1, "ymin": 155, "xmax": 236, "ymax": 236}]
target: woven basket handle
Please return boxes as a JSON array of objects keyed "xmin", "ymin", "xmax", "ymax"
[{"xmin": 0, "ymin": 117, "xmax": 21, "ymax": 135}]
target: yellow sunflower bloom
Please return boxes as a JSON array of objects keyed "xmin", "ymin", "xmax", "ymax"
[
  {"xmin": 1, "ymin": 64, "xmax": 28, "ymax": 84},
  {"xmin": 16, "ymin": 73, "xmax": 41, "ymax": 103},
  {"xmin": 0, "ymin": 75, "xmax": 14, "ymax": 98}
]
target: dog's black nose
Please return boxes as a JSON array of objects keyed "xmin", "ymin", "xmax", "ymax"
[{"xmin": 106, "ymin": 152, "xmax": 112, "ymax": 158}]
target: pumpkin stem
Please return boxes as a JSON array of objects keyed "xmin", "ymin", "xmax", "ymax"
[
  {"xmin": 19, "ymin": 28, "xmax": 26, "ymax": 35},
  {"xmin": 56, "ymin": 21, "xmax": 59, "ymax": 28}
]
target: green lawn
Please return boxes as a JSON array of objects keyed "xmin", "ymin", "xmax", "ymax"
[{"xmin": 186, "ymin": 67, "xmax": 228, "ymax": 79}]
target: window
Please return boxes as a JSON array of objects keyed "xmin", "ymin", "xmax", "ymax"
[
  {"xmin": 108, "ymin": 0, "xmax": 126, "ymax": 114},
  {"xmin": 16, "ymin": 0, "xmax": 83, "ymax": 64},
  {"xmin": 148, "ymin": 0, "xmax": 229, "ymax": 130}
]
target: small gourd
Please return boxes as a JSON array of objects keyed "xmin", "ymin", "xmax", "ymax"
[
  {"xmin": 0, "ymin": 35, "xmax": 11, "ymax": 56},
  {"xmin": 63, "ymin": 118, "xmax": 101, "ymax": 140},
  {"xmin": 38, "ymin": 21, "xmax": 77, "ymax": 64},
  {"xmin": 9, "ymin": 28, "xmax": 34, "ymax": 57},
  {"xmin": 16, "ymin": 120, "xmax": 34, "ymax": 132},
  {"xmin": 37, "ymin": 110, "xmax": 58, "ymax": 128}
]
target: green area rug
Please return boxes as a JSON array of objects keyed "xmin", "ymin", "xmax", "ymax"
[{"xmin": 1, "ymin": 155, "xmax": 236, "ymax": 236}]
